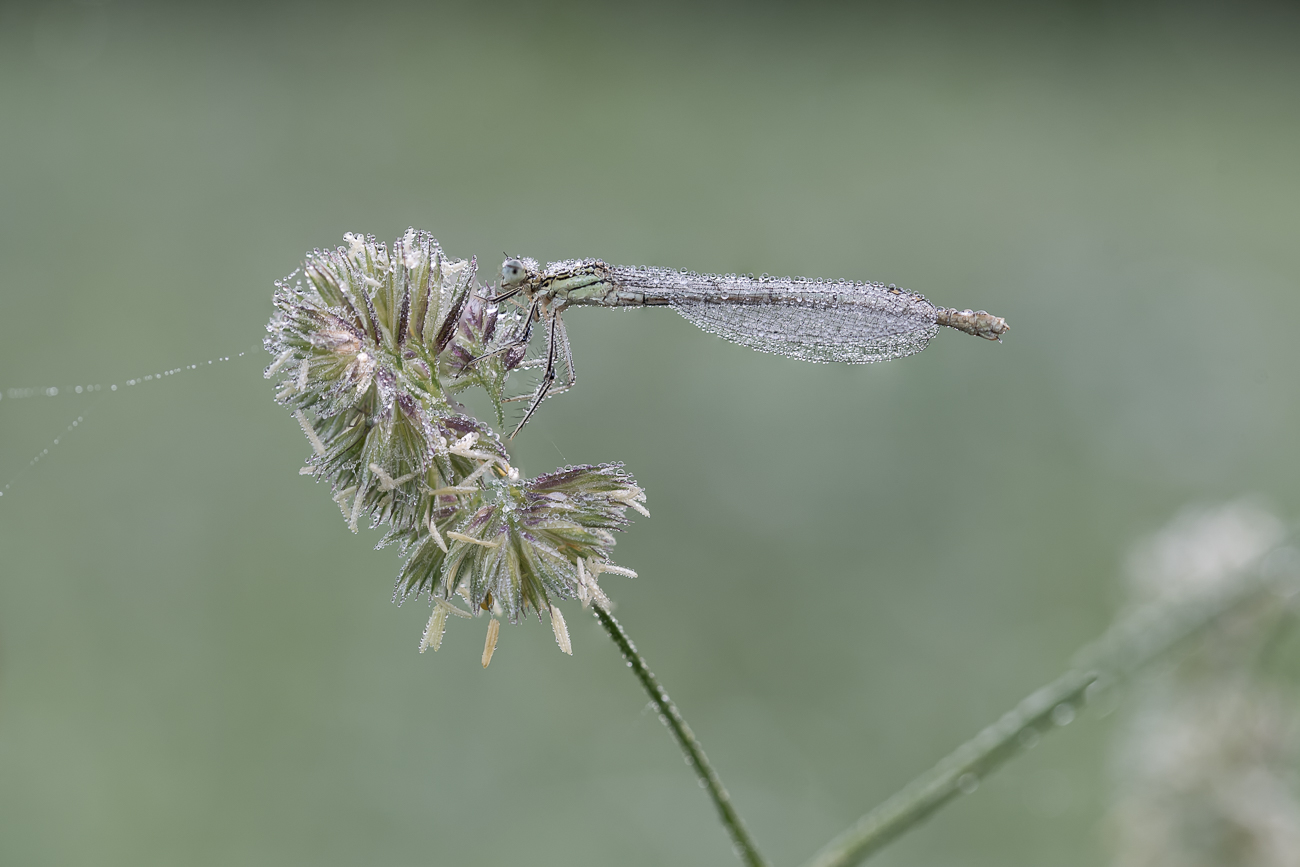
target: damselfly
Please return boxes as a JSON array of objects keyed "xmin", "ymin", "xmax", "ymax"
[{"xmin": 478, "ymin": 257, "xmax": 1009, "ymax": 437}]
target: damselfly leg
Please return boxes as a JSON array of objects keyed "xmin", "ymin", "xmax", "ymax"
[
  {"xmin": 506, "ymin": 305, "xmax": 575, "ymax": 439},
  {"xmin": 468, "ymin": 297, "xmax": 541, "ymax": 367},
  {"xmin": 475, "ymin": 284, "xmax": 526, "ymax": 304}
]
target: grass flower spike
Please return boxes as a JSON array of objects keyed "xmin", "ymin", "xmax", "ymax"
[
  {"xmin": 391, "ymin": 462, "xmax": 647, "ymax": 622},
  {"xmin": 265, "ymin": 230, "xmax": 645, "ymax": 659}
]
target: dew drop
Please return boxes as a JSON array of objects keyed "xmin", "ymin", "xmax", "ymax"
[
  {"xmin": 1051, "ymin": 703, "xmax": 1076, "ymax": 727},
  {"xmin": 957, "ymin": 773, "xmax": 979, "ymax": 795}
]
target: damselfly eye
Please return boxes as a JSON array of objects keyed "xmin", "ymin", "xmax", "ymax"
[{"xmin": 500, "ymin": 258, "xmax": 527, "ymax": 287}]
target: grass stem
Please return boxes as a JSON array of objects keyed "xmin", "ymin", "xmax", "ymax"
[
  {"xmin": 594, "ymin": 604, "xmax": 769, "ymax": 867},
  {"xmin": 801, "ymin": 539, "xmax": 1295, "ymax": 867}
]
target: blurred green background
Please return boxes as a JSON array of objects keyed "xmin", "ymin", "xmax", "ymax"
[{"xmin": 1, "ymin": 2, "xmax": 1298, "ymax": 865}]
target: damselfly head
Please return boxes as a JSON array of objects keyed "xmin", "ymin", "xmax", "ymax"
[{"xmin": 500, "ymin": 257, "xmax": 530, "ymax": 288}]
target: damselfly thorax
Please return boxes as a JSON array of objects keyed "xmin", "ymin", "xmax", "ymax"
[{"xmin": 476, "ymin": 256, "xmax": 1009, "ymax": 438}]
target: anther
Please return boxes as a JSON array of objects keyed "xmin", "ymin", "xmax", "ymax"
[
  {"xmin": 293, "ymin": 410, "xmax": 327, "ymax": 456},
  {"xmin": 481, "ymin": 618, "xmax": 500, "ymax": 667}
]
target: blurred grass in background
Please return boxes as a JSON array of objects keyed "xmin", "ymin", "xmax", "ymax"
[{"xmin": 1, "ymin": 2, "xmax": 1298, "ymax": 865}]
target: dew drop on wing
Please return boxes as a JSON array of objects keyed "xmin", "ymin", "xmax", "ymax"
[{"xmin": 669, "ymin": 285, "xmax": 939, "ymax": 364}]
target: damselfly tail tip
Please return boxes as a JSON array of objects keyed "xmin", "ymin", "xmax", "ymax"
[{"xmin": 936, "ymin": 307, "xmax": 1009, "ymax": 342}]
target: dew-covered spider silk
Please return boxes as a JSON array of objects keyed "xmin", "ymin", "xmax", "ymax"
[{"xmin": 264, "ymin": 230, "xmax": 646, "ymax": 660}]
